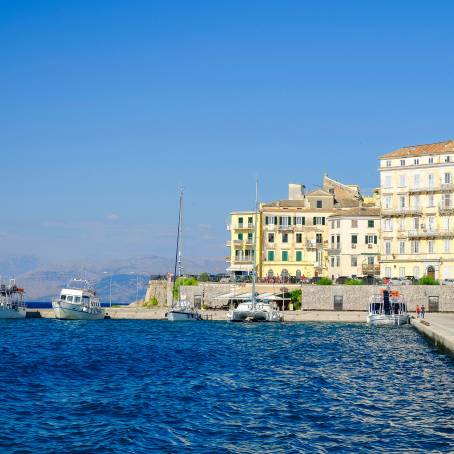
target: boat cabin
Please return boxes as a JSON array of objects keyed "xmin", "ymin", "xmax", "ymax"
[
  {"xmin": 369, "ymin": 289, "xmax": 407, "ymax": 316},
  {"xmin": 59, "ymin": 288, "xmax": 100, "ymax": 308}
]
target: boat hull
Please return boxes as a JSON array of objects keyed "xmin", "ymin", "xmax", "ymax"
[
  {"xmin": 0, "ymin": 307, "xmax": 27, "ymax": 319},
  {"xmin": 52, "ymin": 302, "xmax": 105, "ymax": 320},
  {"xmin": 229, "ymin": 309, "xmax": 282, "ymax": 322},
  {"xmin": 367, "ymin": 314, "xmax": 410, "ymax": 326},
  {"xmin": 166, "ymin": 310, "xmax": 202, "ymax": 321}
]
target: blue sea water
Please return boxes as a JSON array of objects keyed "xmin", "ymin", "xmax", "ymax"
[{"xmin": 0, "ymin": 321, "xmax": 453, "ymax": 453}]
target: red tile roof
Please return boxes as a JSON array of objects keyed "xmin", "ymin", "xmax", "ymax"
[{"xmin": 380, "ymin": 140, "xmax": 454, "ymax": 159}]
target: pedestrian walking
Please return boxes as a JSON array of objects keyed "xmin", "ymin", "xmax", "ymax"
[
  {"xmin": 421, "ymin": 304, "xmax": 426, "ymax": 319},
  {"xmin": 416, "ymin": 304, "xmax": 421, "ymax": 318}
]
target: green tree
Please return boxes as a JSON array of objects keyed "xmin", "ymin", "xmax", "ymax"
[
  {"xmin": 199, "ymin": 272, "xmax": 210, "ymax": 282},
  {"xmin": 345, "ymin": 278, "xmax": 363, "ymax": 285},
  {"xmin": 290, "ymin": 289, "xmax": 302, "ymax": 310},
  {"xmin": 143, "ymin": 297, "xmax": 159, "ymax": 308},
  {"xmin": 173, "ymin": 276, "xmax": 198, "ymax": 298}
]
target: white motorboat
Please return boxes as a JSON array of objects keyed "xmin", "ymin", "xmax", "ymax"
[
  {"xmin": 229, "ymin": 298, "xmax": 282, "ymax": 322},
  {"xmin": 52, "ymin": 279, "xmax": 105, "ymax": 320},
  {"xmin": 367, "ymin": 283, "xmax": 409, "ymax": 326},
  {"xmin": 228, "ymin": 180, "xmax": 282, "ymax": 323},
  {"xmin": 166, "ymin": 189, "xmax": 202, "ymax": 322},
  {"xmin": 0, "ymin": 280, "xmax": 27, "ymax": 319}
]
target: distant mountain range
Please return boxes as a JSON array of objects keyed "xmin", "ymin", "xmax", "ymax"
[{"xmin": 0, "ymin": 255, "xmax": 225, "ymax": 304}]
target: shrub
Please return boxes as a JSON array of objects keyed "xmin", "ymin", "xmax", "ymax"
[
  {"xmin": 316, "ymin": 277, "xmax": 333, "ymax": 285},
  {"xmin": 418, "ymin": 275, "xmax": 439, "ymax": 285},
  {"xmin": 345, "ymin": 278, "xmax": 363, "ymax": 285},
  {"xmin": 143, "ymin": 297, "xmax": 159, "ymax": 308}
]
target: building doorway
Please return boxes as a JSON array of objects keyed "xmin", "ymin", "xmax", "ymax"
[{"xmin": 427, "ymin": 266, "xmax": 435, "ymax": 280}]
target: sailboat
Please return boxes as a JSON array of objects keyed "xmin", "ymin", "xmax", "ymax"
[
  {"xmin": 228, "ymin": 181, "xmax": 282, "ymax": 323},
  {"xmin": 166, "ymin": 189, "xmax": 202, "ymax": 321}
]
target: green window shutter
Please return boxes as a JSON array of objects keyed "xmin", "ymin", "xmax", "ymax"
[
  {"xmin": 238, "ymin": 233, "xmax": 243, "ymax": 240},
  {"xmin": 274, "ymin": 216, "xmax": 278, "ymax": 224},
  {"xmin": 267, "ymin": 251, "xmax": 274, "ymax": 261},
  {"xmin": 289, "ymin": 217, "xmax": 292, "ymax": 226},
  {"xmin": 265, "ymin": 216, "xmax": 269, "ymax": 225},
  {"xmin": 374, "ymin": 235, "xmax": 378, "ymax": 244},
  {"xmin": 313, "ymin": 217, "xmax": 316, "ymax": 225},
  {"xmin": 322, "ymin": 217, "xmax": 326, "ymax": 225},
  {"xmin": 302, "ymin": 217, "xmax": 305, "ymax": 225},
  {"xmin": 296, "ymin": 251, "xmax": 302, "ymax": 261},
  {"xmin": 365, "ymin": 235, "xmax": 368, "ymax": 244},
  {"xmin": 282, "ymin": 251, "xmax": 288, "ymax": 261}
]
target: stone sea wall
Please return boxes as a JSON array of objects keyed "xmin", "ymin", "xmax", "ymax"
[{"xmin": 144, "ymin": 280, "xmax": 454, "ymax": 312}]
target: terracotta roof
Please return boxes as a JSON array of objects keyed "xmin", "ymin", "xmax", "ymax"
[
  {"xmin": 329, "ymin": 207, "xmax": 380, "ymax": 218},
  {"xmin": 380, "ymin": 140, "xmax": 454, "ymax": 159}
]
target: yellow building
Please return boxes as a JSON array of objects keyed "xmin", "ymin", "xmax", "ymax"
[
  {"xmin": 379, "ymin": 140, "xmax": 454, "ymax": 280},
  {"xmin": 227, "ymin": 176, "xmax": 364, "ymax": 280}
]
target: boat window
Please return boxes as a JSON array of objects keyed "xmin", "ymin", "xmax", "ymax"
[
  {"xmin": 67, "ymin": 295, "xmax": 73, "ymax": 302},
  {"xmin": 74, "ymin": 296, "xmax": 81, "ymax": 303},
  {"xmin": 61, "ymin": 295, "xmax": 66, "ymax": 301},
  {"xmin": 83, "ymin": 296, "xmax": 90, "ymax": 304}
]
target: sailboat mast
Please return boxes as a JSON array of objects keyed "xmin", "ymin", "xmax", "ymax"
[
  {"xmin": 252, "ymin": 179, "xmax": 258, "ymax": 309},
  {"xmin": 172, "ymin": 188, "xmax": 183, "ymax": 308}
]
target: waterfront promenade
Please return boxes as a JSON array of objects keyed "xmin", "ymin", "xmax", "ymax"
[{"xmin": 411, "ymin": 314, "xmax": 454, "ymax": 357}]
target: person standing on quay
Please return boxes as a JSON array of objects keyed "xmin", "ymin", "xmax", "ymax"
[
  {"xmin": 416, "ymin": 305, "xmax": 421, "ymax": 318},
  {"xmin": 421, "ymin": 305, "xmax": 426, "ymax": 319}
]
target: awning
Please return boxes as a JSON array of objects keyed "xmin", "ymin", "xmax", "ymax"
[
  {"xmin": 215, "ymin": 292, "xmax": 254, "ymax": 300},
  {"xmin": 226, "ymin": 265, "xmax": 253, "ymax": 272}
]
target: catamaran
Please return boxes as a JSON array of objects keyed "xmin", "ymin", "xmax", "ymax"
[
  {"xmin": 0, "ymin": 279, "xmax": 27, "ymax": 319},
  {"xmin": 52, "ymin": 279, "xmax": 105, "ymax": 320},
  {"xmin": 166, "ymin": 189, "xmax": 202, "ymax": 321},
  {"xmin": 367, "ymin": 281, "xmax": 409, "ymax": 326},
  {"xmin": 228, "ymin": 181, "xmax": 282, "ymax": 323}
]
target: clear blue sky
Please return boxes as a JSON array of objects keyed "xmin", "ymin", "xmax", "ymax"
[{"xmin": 1, "ymin": 0, "xmax": 453, "ymax": 264}]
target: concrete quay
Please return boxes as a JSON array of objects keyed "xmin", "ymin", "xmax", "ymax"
[{"xmin": 411, "ymin": 314, "xmax": 454, "ymax": 357}]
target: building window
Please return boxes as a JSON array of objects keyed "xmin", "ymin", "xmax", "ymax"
[
  {"xmin": 331, "ymin": 257, "xmax": 335, "ymax": 267},
  {"xmin": 296, "ymin": 233, "xmax": 302, "ymax": 243},
  {"xmin": 414, "ymin": 158, "xmax": 419, "ymax": 165},
  {"xmin": 413, "ymin": 174, "xmax": 420, "ymax": 189},
  {"xmin": 351, "ymin": 256, "xmax": 357, "ymax": 267},
  {"xmin": 368, "ymin": 256, "xmax": 375, "ymax": 265},
  {"xmin": 267, "ymin": 269, "xmax": 274, "ymax": 278},
  {"xmin": 365, "ymin": 235, "xmax": 377, "ymax": 245},
  {"xmin": 351, "ymin": 234, "xmax": 358, "ymax": 245},
  {"xmin": 316, "ymin": 200, "xmax": 323, "ymax": 208},
  {"xmin": 399, "ymin": 196, "xmax": 406, "ymax": 209},
  {"xmin": 238, "ymin": 217, "xmax": 243, "ymax": 225},
  {"xmin": 282, "ymin": 251, "xmax": 288, "ymax": 261},
  {"xmin": 444, "ymin": 240, "xmax": 451, "ymax": 253},
  {"xmin": 368, "ymin": 220, "xmax": 374, "ymax": 228},
  {"xmin": 384, "ymin": 196, "xmax": 392, "ymax": 209},
  {"xmin": 267, "ymin": 251, "xmax": 274, "ymax": 261},
  {"xmin": 313, "ymin": 217, "xmax": 326, "ymax": 225},
  {"xmin": 336, "ymin": 256, "xmax": 340, "ymax": 267},
  {"xmin": 444, "ymin": 172, "xmax": 452, "ymax": 184},
  {"xmin": 248, "ymin": 216, "xmax": 253, "ymax": 225},
  {"xmin": 268, "ymin": 233, "xmax": 274, "ymax": 243},
  {"xmin": 296, "ymin": 251, "xmax": 302, "ymax": 261},
  {"xmin": 399, "ymin": 267, "xmax": 406, "ymax": 278},
  {"xmin": 384, "ymin": 175, "xmax": 392, "ymax": 188},
  {"xmin": 282, "ymin": 233, "xmax": 289, "ymax": 243},
  {"xmin": 294, "ymin": 216, "xmax": 304, "ymax": 225},
  {"xmin": 316, "ymin": 233, "xmax": 323, "ymax": 244},
  {"xmin": 428, "ymin": 194, "xmax": 434, "ymax": 208},
  {"xmin": 428, "ymin": 240, "xmax": 434, "ymax": 254},
  {"xmin": 386, "ymin": 160, "xmax": 391, "ymax": 167},
  {"xmin": 446, "ymin": 156, "xmax": 452, "ymax": 163},
  {"xmin": 400, "ymin": 159, "xmax": 406, "ymax": 166},
  {"xmin": 428, "ymin": 157, "xmax": 434, "ymax": 164},
  {"xmin": 336, "ymin": 220, "xmax": 340, "ymax": 228},
  {"xmin": 247, "ymin": 232, "xmax": 253, "ymax": 241},
  {"xmin": 399, "ymin": 241, "xmax": 405, "ymax": 254},
  {"xmin": 411, "ymin": 240, "xmax": 420, "ymax": 254},
  {"xmin": 413, "ymin": 195, "xmax": 420, "ymax": 209},
  {"xmin": 238, "ymin": 233, "xmax": 243, "ymax": 240},
  {"xmin": 399, "ymin": 175, "xmax": 406, "ymax": 187},
  {"xmin": 385, "ymin": 241, "xmax": 392, "ymax": 255},
  {"xmin": 351, "ymin": 219, "xmax": 358, "ymax": 228},
  {"xmin": 265, "ymin": 216, "xmax": 277, "ymax": 225},
  {"xmin": 384, "ymin": 219, "xmax": 393, "ymax": 232}
]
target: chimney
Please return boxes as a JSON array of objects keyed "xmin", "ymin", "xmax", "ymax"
[{"xmin": 288, "ymin": 183, "xmax": 306, "ymax": 200}]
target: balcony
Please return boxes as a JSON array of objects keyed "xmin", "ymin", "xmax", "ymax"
[
  {"xmin": 277, "ymin": 224, "xmax": 295, "ymax": 231},
  {"xmin": 407, "ymin": 229, "xmax": 454, "ymax": 238},
  {"xmin": 233, "ymin": 257, "xmax": 254, "ymax": 264},
  {"xmin": 225, "ymin": 256, "xmax": 231, "ymax": 263},
  {"xmin": 439, "ymin": 204, "xmax": 454, "ymax": 215},
  {"xmin": 328, "ymin": 245, "xmax": 341, "ymax": 255},
  {"xmin": 382, "ymin": 208, "xmax": 422, "ymax": 216},
  {"xmin": 441, "ymin": 183, "xmax": 454, "ymax": 192},
  {"xmin": 226, "ymin": 240, "xmax": 244, "ymax": 247},
  {"xmin": 231, "ymin": 223, "xmax": 255, "ymax": 230},
  {"xmin": 306, "ymin": 241, "xmax": 317, "ymax": 249}
]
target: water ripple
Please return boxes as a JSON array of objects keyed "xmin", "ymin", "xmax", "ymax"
[{"xmin": 0, "ymin": 320, "xmax": 453, "ymax": 453}]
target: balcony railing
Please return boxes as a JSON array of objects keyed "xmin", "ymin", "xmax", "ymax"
[
  {"xmin": 439, "ymin": 204, "xmax": 454, "ymax": 215},
  {"xmin": 362, "ymin": 264, "xmax": 381, "ymax": 275},
  {"xmin": 226, "ymin": 240, "xmax": 244, "ymax": 247},
  {"xmin": 382, "ymin": 208, "xmax": 422, "ymax": 216},
  {"xmin": 277, "ymin": 224, "xmax": 295, "ymax": 231},
  {"xmin": 233, "ymin": 257, "xmax": 254, "ymax": 264},
  {"xmin": 230, "ymin": 223, "xmax": 255, "ymax": 230},
  {"xmin": 407, "ymin": 229, "xmax": 454, "ymax": 238}
]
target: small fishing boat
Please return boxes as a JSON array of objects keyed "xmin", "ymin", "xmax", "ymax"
[
  {"xmin": 0, "ymin": 280, "xmax": 27, "ymax": 319},
  {"xmin": 367, "ymin": 281, "xmax": 409, "ymax": 326},
  {"xmin": 166, "ymin": 189, "xmax": 202, "ymax": 321},
  {"xmin": 52, "ymin": 279, "xmax": 105, "ymax": 320}
]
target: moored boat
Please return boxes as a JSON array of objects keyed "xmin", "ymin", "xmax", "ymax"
[
  {"xmin": 0, "ymin": 280, "xmax": 27, "ymax": 319},
  {"xmin": 367, "ymin": 282, "xmax": 409, "ymax": 326},
  {"xmin": 52, "ymin": 279, "xmax": 105, "ymax": 320}
]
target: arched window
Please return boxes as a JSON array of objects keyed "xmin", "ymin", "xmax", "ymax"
[
  {"xmin": 281, "ymin": 269, "xmax": 289, "ymax": 278},
  {"xmin": 295, "ymin": 270, "xmax": 302, "ymax": 280},
  {"xmin": 427, "ymin": 266, "xmax": 435, "ymax": 279},
  {"xmin": 267, "ymin": 269, "xmax": 274, "ymax": 278}
]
